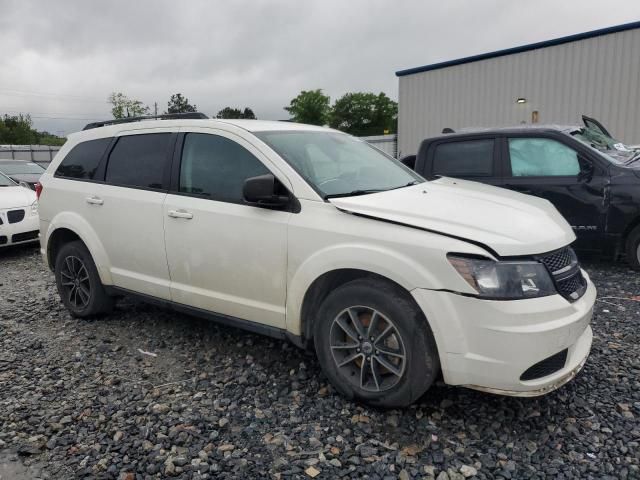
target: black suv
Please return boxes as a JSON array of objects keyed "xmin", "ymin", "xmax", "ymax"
[{"xmin": 403, "ymin": 117, "xmax": 640, "ymax": 268}]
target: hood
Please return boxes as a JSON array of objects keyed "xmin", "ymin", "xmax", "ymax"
[
  {"xmin": 329, "ymin": 178, "xmax": 575, "ymax": 257},
  {"xmin": 0, "ymin": 185, "xmax": 36, "ymax": 209},
  {"xmin": 7, "ymin": 173, "xmax": 41, "ymax": 185}
]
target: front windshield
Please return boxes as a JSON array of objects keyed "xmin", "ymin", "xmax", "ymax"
[
  {"xmin": 0, "ymin": 172, "xmax": 16, "ymax": 187},
  {"xmin": 572, "ymin": 127, "xmax": 637, "ymax": 164},
  {"xmin": 256, "ymin": 131, "xmax": 423, "ymax": 198},
  {"xmin": 0, "ymin": 161, "xmax": 45, "ymax": 175}
]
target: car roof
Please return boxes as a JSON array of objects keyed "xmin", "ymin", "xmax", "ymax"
[
  {"xmin": 68, "ymin": 119, "xmax": 335, "ymax": 142},
  {"xmin": 429, "ymin": 124, "xmax": 581, "ymax": 141}
]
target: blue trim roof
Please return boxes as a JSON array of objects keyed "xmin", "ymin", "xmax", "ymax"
[{"xmin": 396, "ymin": 20, "xmax": 640, "ymax": 77}]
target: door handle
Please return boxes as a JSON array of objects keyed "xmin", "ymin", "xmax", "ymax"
[
  {"xmin": 167, "ymin": 209, "xmax": 193, "ymax": 219},
  {"xmin": 85, "ymin": 196, "xmax": 104, "ymax": 205}
]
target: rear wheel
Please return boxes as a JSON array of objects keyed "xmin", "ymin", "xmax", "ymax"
[
  {"xmin": 626, "ymin": 226, "xmax": 640, "ymax": 270},
  {"xmin": 54, "ymin": 240, "xmax": 113, "ymax": 317},
  {"xmin": 314, "ymin": 278, "xmax": 439, "ymax": 407}
]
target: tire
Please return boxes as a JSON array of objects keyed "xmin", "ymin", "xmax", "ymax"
[
  {"xmin": 313, "ymin": 278, "xmax": 440, "ymax": 408},
  {"xmin": 54, "ymin": 240, "xmax": 113, "ymax": 317},
  {"xmin": 626, "ymin": 226, "xmax": 640, "ymax": 271}
]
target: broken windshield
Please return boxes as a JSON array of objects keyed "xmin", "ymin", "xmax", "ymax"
[{"xmin": 571, "ymin": 127, "xmax": 637, "ymax": 164}]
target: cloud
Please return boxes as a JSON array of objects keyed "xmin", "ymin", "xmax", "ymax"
[{"xmin": 0, "ymin": 0, "xmax": 637, "ymax": 134}]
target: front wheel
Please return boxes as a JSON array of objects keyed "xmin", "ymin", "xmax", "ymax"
[
  {"xmin": 314, "ymin": 278, "xmax": 440, "ymax": 407},
  {"xmin": 54, "ymin": 240, "xmax": 113, "ymax": 317},
  {"xmin": 626, "ymin": 226, "xmax": 640, "ymax": 270}
]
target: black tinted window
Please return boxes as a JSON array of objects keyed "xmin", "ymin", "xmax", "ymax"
[
  {"xmin": 180, "ymin": 133, "xmax": 269, "ymax": 203},
  {"xmin": 106, "ymin": 134, "xmax": 172, "ymax": 189},
  {"xmin": 433, "ymin": 140, "xmax": 494, "ymax": 177},
  {"xmin": 55, "ymin": 138, "xmax": 111, "ymax": 179}
]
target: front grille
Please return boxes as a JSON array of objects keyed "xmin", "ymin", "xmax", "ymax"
[
  {"xmin": 0, "ymin": 236, "xmax": 6, "ymax": 245},
  {"xmin": 7, "ymin": 209, "xmax": 25, "ymax": 224},
  {"xmin": 557, "ymin": 272, "xmax": 586, "ymax": 298},
  {"xmin": 520, "ymin": 349, "xmax": 568, "ymax": 381},
  {"xmin": 540, "ymin": 247, "xmax": 575, "ymax": 274},
  {"xmin": 539, "ymin": 247, "xmax": 585, "ymax": 302},
  {"xmin": 12, "ymin": 230, "xmax": 39, "ymax": 243}
]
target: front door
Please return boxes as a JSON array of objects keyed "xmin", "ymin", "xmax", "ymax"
[
  {"xmin": 503, "ymin": 136, "xmax": 607, "ymax": 252},
  {"xmin": 163, "ymin": 130, "xmax": 291, "ymax": 328}
]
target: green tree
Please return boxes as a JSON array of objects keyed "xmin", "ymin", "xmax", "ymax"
[
  {"xmin": 0, "ymin": 114, "xmax": 66, "ymax": 145},
  {"xmin": 284, "ymin": 89, "xmax": 330, "ymax": 125},
  {"xmin": 108, "ymin": 92, "xmax": 150, "ymax": 118},
  {"xmin": 166, "ymin": 93, "xmax": 197, "ymax": 114},
  {"xmin": 0, "ymin": 114, "xmax": 37, "ymax": 144},
  {"xmin": 35, "ymin": 131, "xmax": 66, "ymax": 146},
  {"xmin": 216, "ymin": 107, "xmax": 257, "ymax": 119},
  {"xmin": 329, "ymin": 92, "xmax": 398, "ymax": 136}
]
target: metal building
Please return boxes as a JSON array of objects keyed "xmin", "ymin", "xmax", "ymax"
[{"xmin": 396, "ymin": 21, "xmax": 640, "ymax": 157}]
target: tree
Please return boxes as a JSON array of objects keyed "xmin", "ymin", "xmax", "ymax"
[
  {"xmin": 0, "ymin": 114, "xmax": 66, "ymax": 145},
  {"xmin": 166, "ymin": 93, "xmax": 197, "ymax": 114},
  {"xmin": 216, "ymin": 107, "xmax": 257, "ymax": 119},
  {"xmin": 329, "ymin": 92, "xmax": 398, "ymax": 136},
  {"xmin": 108, "ymin": 92, "xmax": 150, "ymax": 118},
  {"xmin": 0, "ymin": 114, "xmax": 36, "ymax": 144},
  {"xmin": 284, "ymin": 89, "xmax": 330, "ymax": 125}
]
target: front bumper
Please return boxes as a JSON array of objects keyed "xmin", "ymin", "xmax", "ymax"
[
  {"xmin": 0, "ymin": 209, "xmax": 40, "ymax": 247},
  {"xmin": 412, "ymin": 269, "xmax": 596, "ymax": 396}
]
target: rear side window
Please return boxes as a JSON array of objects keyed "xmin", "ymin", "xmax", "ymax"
[
  {"xmin": 432, "ymin": 140, "xmax": 495, "ymax": 177},
  {"xmin": 179, "ymin": 133, "xmax": 269, "ymax": 203},
  {"xmin": 509, "ymin": 138, "xmax": 580, "ymax": 176},
  {"xmin": 105, "ymin": 134, "xmax": 172, "ymax": 189},
  {"xmin": 54, "ymin": 138, "xmax": 111, "ymax": 180}
]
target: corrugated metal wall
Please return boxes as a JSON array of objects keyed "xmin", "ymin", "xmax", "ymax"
[{"xmin": 398, "ymin": 27, "xmax": 640, "ymax": 156}]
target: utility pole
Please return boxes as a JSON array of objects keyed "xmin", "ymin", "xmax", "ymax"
[{"xmin": 154, "ymin": 102, "xmax": 158, "ymax": 116}]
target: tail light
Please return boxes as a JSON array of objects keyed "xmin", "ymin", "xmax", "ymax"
[{"xmin": 35, "ymin": 182, "xmax": 43, "ymax": 200}]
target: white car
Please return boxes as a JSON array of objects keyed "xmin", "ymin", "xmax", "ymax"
[
  {"xmin": 37, "ymin": 115, "xmax": 596, "ymax": 407},
  {"xmin": 0, "ymin": 172, "xmax": 39, "ymax": 247}
]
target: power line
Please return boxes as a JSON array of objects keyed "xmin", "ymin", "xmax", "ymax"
[{"xmin": 0, "ymin": 88, "xmax": 108, "ymax": 103}]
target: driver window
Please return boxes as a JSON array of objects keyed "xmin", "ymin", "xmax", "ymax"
[
  {"xmin": 509, "ymin": 138, "xmax": 580, "ymax": 176},
  {"xmin": 179, "ymin": 133, "xmax": 269, "ymax": 204}
]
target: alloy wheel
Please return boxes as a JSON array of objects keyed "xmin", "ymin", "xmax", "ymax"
[
  {"xmin": 329, "ymin": 306, "xmax": 406, "ymax": 392},
  {"xmin": 59, "ymin": 255, "xmax": 91, "ymax": 310}
]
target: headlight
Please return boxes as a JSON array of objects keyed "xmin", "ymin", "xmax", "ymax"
[
  {"xmin": 30, "ymin": 200, "xmax": 38, "ymax": 216},
  {"xmin": 447, "ymin": 254, "xmax": 556, "ymax": 299}
]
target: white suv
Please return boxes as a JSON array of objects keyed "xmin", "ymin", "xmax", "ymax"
[{"xmin": 37, "ymin": 115, "xmax": 596, "ymax": 407}]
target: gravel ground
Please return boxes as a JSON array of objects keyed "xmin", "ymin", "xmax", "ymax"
[{"xmin": 0, "ymin": 244, "xmax": 639, "ymax": 480}]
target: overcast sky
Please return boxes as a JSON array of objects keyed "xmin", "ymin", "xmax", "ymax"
[{"xmin": 1, "ymin": 0, "xmax": 638, "ymax": 135}]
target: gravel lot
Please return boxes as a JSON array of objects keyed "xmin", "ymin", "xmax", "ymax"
[{"xmin": 0, "ymin": 244, "xmax": 639, "ymax": 480}]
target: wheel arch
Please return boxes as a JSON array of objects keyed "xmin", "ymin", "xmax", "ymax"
[
  {"xmin": 44, "ymin": 213, "xmax": 113, "ymax": 285},
  {"xmin": 291, "ymin": 267, "xmax": 434, "ymax": 352}
]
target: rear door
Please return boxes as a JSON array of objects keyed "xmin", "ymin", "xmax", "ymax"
[
  {"xmin": 421, "ymin": 136, "xmax": 503, "ymax": 187},
  {"xmin": 90, "ymin": 129, "xmax": 176, "ymax": 299},
  {"xmin": 502, "ymin": 134, "xmax": 608, "ymax": 251}
]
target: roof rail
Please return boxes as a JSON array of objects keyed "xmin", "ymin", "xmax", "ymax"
[{"xmin": 82, "ymin": 112, "xmax": 209, "ymax": 131}]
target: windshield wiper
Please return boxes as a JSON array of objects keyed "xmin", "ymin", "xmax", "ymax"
[
  {"xmin": 387, "ymin": 180, "xmax": 422, "ymax": 190},
  {"xmin": 325, "ymin": 181, "xmax": 422, "ymax": 200},
  {"xmin": 324, "ymin": 189, "xmax": 385, "ymax": 199}
]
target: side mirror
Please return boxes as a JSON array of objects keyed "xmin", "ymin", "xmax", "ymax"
[
  {"xmin": 243, "ymin": 174, "xmax": 289, "ymax": 208},
  {"xmin": 578, "ymin": 159, "xmax": 594, "ymax": 181}
]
